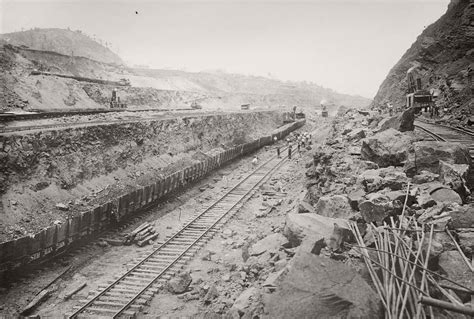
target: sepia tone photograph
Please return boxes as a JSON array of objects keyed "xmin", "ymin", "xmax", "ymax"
[{"xmin": 0, "ymin": 0, "xmax": 473, "ymax": 317}]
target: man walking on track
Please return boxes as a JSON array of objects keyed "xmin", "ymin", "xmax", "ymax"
[
  {"xmin": 288, "ymin": 143, "xmax": 292, "ymax": 159},
  {"xmin": 251, "ymin": 156, "xmax": 259, "ymax": 169},
  {"xmin": 274, "ymin": 137, "xmax": 280, "ymax": 158}
]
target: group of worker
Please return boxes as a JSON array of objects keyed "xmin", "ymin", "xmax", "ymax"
[
  {"xmin": 276, "ymin": 131, "xmax": 312, "ymax": 160},
  {"xmin": 250, "ymin": 131, "xmax": 312, "ymax": 170},
  {"xmin": 381, "ymin": 100, "xmax": 444, "ymax": 119}
]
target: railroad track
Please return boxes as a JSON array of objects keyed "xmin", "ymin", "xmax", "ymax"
[
  {"xmin": 0, "ymin": 117, "xmax": 170, "ymax": 134},
  {"xmin": 0, "ymin": 109, "xmax": 198, "ymax": 134},
  {"xmin": 68, "ymin": 150, "xmax": 287, "ymax": 318},
  {"xmin": 0, "ymin": 108, "xmax": 196, "ymax": 123},
  {"xmin": 414, "ymin": 120, "xmax": 474, "ymax": 161},
  {"xmin": 0, "ymin": 109, "xmax": 271, "ymax": 134}
]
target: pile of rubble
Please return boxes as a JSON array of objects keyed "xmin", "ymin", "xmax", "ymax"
[{"xmin": 291, "ymin": 107, "xmax": 473, "ymax": 317}]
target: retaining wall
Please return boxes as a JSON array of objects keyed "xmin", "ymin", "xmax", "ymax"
[{"xmin": 0, "ymin": 120, "xmax": 304, "ymax": 271}]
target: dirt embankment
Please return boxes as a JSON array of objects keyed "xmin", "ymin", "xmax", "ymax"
[{"xmin": 0, "ymin": 111, "xmax": 286, "ymax": 242}]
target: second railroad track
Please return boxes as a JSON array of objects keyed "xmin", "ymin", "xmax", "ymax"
[{"xmin": 414, "ymin": 120, "xmax": 474, "ymax": 161}]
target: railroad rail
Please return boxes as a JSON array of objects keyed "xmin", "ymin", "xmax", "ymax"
[
  {"xmin": 414, "ymin": 120, "xmax": 474, "ymax": 161},
  {"xmin": 0, "ymin": 115, "xmax": 184, "ymax": 134},
  {"xmin": 0, "ymin": 109, "xmax": 275, "ymax": 134},
  {"xmin": 68, "ymin": 149, "xmax": 287, "ymax": 318},
  {"xmin": 0, "ymin": 108, "xmax": 195, "ymax": 123}
]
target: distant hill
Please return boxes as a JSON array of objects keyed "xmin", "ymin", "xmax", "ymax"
[
  {"xmin": 372, "ymin": 0, "xmax": 473, "ymax": 122},
  {"xmin": 129, "ymin": 68, "xmax": 371, "ymax": 108},
  {"xmin": 0, "ymin": 28, "xmax": 370, "ymax": 111},
  {"xmin": 0, "ymin": 28, "xmax": 123, "ymax": 65}
]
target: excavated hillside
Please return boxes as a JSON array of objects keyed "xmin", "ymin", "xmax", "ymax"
[
  {"xmin": 0, "ymin": 28, "xmax": 371, "ymax": 112},
  {"xmin": 373, "ymin": 0, "xmax": 473, "ymax": 124}
]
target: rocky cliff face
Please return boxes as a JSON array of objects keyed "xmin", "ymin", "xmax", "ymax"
[{"xmin": 373, "ymin": 0, "xmax": 473, "ymax": 123}]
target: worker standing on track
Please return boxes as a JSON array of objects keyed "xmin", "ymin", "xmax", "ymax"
[
  {"xmin": 251, "ymin": 156, "xmax": 259, "ymax": 169},
  {"xmin": 274, "ymin": 137, "xmax": 280, "ymax": 158},
  {"xmin": 288, "ymin": 143, "xmax": 292, "ymax": 159}
]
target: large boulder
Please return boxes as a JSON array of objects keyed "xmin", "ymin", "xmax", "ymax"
[
  {"xmin": 264, "ymin": 252, "xmax": 382, "ymax": 319},
  {"xmin": 358, "ymin": 193, "xmax": 402, "ymax": 224},
  {"xmin": 167, "ymin": 272, "xmax": 192, "ymax": 294},
  {"xmin": 347, "ymin": 188, "xmax": 366, "ymax": 211},
  {"xmin": 383, "ymin": 189, "xmax": 416, "ymax": 207},
  {"xmin": 361, "ymin": 128, "xmax": 412, "ymax": 167},
  {"xmin": 283, "ymin": 213, "xmax": 349, "ymax": 247},
  {"xmin": 378, "ymin": 107, "xmax": 416, "ymax": 132},
  {"xmin": 368, "ymin": 113, "xmax": 384, "ymax": 129},
  {"xmin": 438, "ymin": 251, "xmax": 472, "ymax": 300},
  {"xmin": 297, "ymin": 201, "xmax": 316, "ymax": 214},
  {"xmin": 458, "ymin": 232, "xmax": 474, "ymax": 254},
  {"xmin": 438, "ymin": 160, "xmax": 470, "ymax": 201},
  {"xmin": 413, "ymin": 182, "xmax": 463, "ymax": 208},
  {"xmin": 430, "ymin": 187, "xmax": 462, "ymax": 205},
  {"xmin": 418, "ymin": 205, "xmax": 446, "ymax": 224},
  {"xmin": 448, "ymin": 204, "xmax": 474, "ymax": 228},
  {"xmin": 314, "ymin": 195, "xmax": 353, "ymax": 219},
  {"xmin": 404, "ymin": 141, "xmax": 471, "ymax": 177},
  {"xmin": 358, "ymin": 167, "xmax": 408, "ymax": 193},
  {"xmin": 229, "ymin": 287, "xmax": 258, "ymax": 315},
  {"xmin": 249, "ymin": 233, "xmax": 288, "ymax": 256},
  {"xmin": 412, "ymin": 170, "xmax": 439, "ymax": 184},
  {"xmin": 346, "ymin": 128, "xmax": 366, "ymax": 141}
]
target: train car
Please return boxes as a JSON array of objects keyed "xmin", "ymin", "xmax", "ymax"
[
  {"xmin": 241, "ymin": 104, "xmax": 250, "ymax": 110},
  {"xmin": 321, "ymin": 105, "xmax": 328, "ymax": 117},
  {"xmin": 320, "ymin": 99, "xmax": 329, "ymax": 117},
  {"xmin": 191, "ymin": 101, "xmax": 203, "ymax": 109}
]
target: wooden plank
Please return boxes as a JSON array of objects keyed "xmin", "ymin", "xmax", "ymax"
[
  {"xmin": 21, "ymin": 289, "xmax": 51, "ymax": 315},
  {"xmin": 63, "ymin": 282, "xmax": 87, "ymax": 300}
]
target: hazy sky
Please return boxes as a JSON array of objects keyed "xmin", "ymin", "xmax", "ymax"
[{"xmin": 1, "ymin": 0, "xmax": 449, "ymax": 98}]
